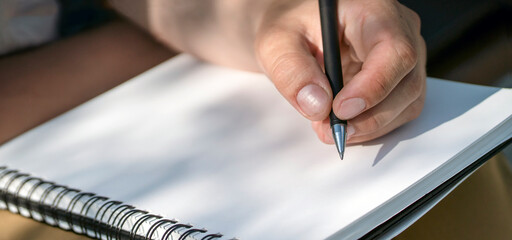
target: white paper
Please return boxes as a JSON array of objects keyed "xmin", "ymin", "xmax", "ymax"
[{"xmin": 1, "ymin": 55, "xmax": 511, "ymax": 240}]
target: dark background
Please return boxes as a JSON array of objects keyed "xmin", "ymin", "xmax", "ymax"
[{"xmin": 401, "ymin": 0, "xmax": 511, "ymax": 87}]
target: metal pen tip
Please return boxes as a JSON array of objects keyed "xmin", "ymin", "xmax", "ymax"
[{"xmin": 332, "ymin": 123, "xmax": 346, "ymax": 160}]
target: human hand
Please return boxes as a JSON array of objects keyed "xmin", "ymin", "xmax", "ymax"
[
  {"xmin": 254, "ymin": 0, "xmax": 426, "ymax": 144},
  {"xmin": 113, "ymin": 0, "xmax": 426, "ymax": 144}
]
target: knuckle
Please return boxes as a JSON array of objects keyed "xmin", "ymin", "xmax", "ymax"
[
  {"xmin": 270, "ymin": 52, "xmax": 313, "ymax": 96},
  {"xmin": 270, "ymin": 54, "xmax": 297, "ymax": 92},
  {"xmin": 404, "ymin": 71, "xmax": 424, "ymax": 100},
  {"xmin": 404, "ymin": 6, "xmax": 422, "ymax": 32},
  {"xmin": 255, "ymin": 28, "xmax": 283, "ymax": 58},
  {"xmin": 407, "ymin": 97, "xmax": 425, "ymax": 122},
  {"xmin": 363, "ymin": 113, "xmax": 387, "ymax": 133},
  {"xmin": 411, "ymin": 11, "xmax": 421, "ymax": 30},
  {"xmin": 369, "ymin": 72, "xmax": 392, "ymax": 103},
  {"xmin": 397, "ymin": 2, "xmax": 422, "ymax": 33},
  {"xmin": 395, "ymin": 40, "xmax": 417, "ymax": 71},
  {"xmin": 410, "ymin": 82, "xmax": 423, "ymax": 100}
]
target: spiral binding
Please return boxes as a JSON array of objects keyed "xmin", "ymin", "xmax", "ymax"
[{"xmin": 0, "ymin": 166, "xmax": 226, "ymax": 240}]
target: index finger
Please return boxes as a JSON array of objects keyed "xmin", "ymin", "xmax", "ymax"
[{"xmin": 333, "ymin": 35, "xmax": 418, "ymax": 120}]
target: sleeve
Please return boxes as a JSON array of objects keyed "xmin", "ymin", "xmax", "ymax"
[{"xmin": 0, "ymin": 0, "xmax": 59, "ymax": 55}]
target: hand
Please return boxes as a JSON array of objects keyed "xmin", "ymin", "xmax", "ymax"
[
  {"xmin": 113, "ymin": 0, "xmax": 426, "ymax": 144},
  {"xmin": 254, "ymin": 0, "xmax": 426, "ymax": 144}
]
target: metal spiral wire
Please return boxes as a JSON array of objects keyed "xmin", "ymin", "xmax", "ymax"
[{"xmin": 0, "ymin": 166, "xmax": 225, "ymax": 240}]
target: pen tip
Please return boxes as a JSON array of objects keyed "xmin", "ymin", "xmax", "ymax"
[
  {"xmin": 337, "ymin": 147, "xmax": 344, "ymax": 160},
  {"xmin": 332, "ymin": 123, "xmax": 347, "ymax": 161}
]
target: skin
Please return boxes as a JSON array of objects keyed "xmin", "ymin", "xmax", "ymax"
[{"xmin": 111, "ymin": 0, "xmax": 426, "ymax": 145}]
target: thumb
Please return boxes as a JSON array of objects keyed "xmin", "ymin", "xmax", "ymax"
[{"xmin": 255, "ymin": 29, "xmax": 332, "ymax": 121}]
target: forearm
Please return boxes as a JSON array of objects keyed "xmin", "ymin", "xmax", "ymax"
[{"xmin": 110, "ymin": 0, "xmax": 269, "ymax": 71}]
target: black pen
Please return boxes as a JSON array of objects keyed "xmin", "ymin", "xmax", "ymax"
[{"xmin": 319, "ymin": 0, "xmax": 347, "ymax": 160}]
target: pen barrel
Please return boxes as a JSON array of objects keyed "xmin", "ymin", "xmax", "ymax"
[
  {"xmin": 319, "ymin": 0, "xmax": 345, "ymax": 126},
  {"xmin": 330, "ymin": 111, "xmax": 346, "ymax": 125}
]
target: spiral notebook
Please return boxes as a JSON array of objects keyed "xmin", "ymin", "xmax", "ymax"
[{"xmin": 1, "ymin": 55, "xmax": 511, "ymax": 240}]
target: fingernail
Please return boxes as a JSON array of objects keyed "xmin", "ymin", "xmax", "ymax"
[
  {"xmin": 346, "ymin": 124, "xmax": 355, "ymax": 139},
  {"xmin": 297, "ymin": 84, "xmax": 329, "ymax": 117},
  {"xmin": 337, "ymin": 98, "xmax": 366, "ymax": 119}
]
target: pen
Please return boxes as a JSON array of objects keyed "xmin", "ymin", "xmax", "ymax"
[{"xmin": 319, "ymin": 0, "xmax": 347, "ymax": 160}]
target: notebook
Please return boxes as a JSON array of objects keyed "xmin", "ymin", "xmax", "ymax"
[{"xmin": 1, "ymin": 54, "xmax": 511, "ymax": 240}]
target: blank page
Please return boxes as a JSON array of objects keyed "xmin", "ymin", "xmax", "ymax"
[{"xmin": 1, "ymin": 55, "xmax": 511, "ymax": 239}]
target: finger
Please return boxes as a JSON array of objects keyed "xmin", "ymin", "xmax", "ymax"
[
  {"xmin": 333, "ymin": 0, "xmax": 420, "ymax": 120},
  {"xmin": 346, "ymin": 65, "xmax": 425, "ymax": 138},
  {"xmin": 255, "ymin": 28, "xmax": 333, "ymax": 121},
  {"xmin": 314, "ymin": 92, "xmax": 423, "ymax": 145},
  {"xmin": 312, "ymin": 119, "xmax": 334, "ymax": 144},
  {"xmin": 348, "ymin": 94, "xmax": 425, "ymax": 143},
  {"xmin": 333, "ymin": 37, "xmax": 418, "ymax": 120}
]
